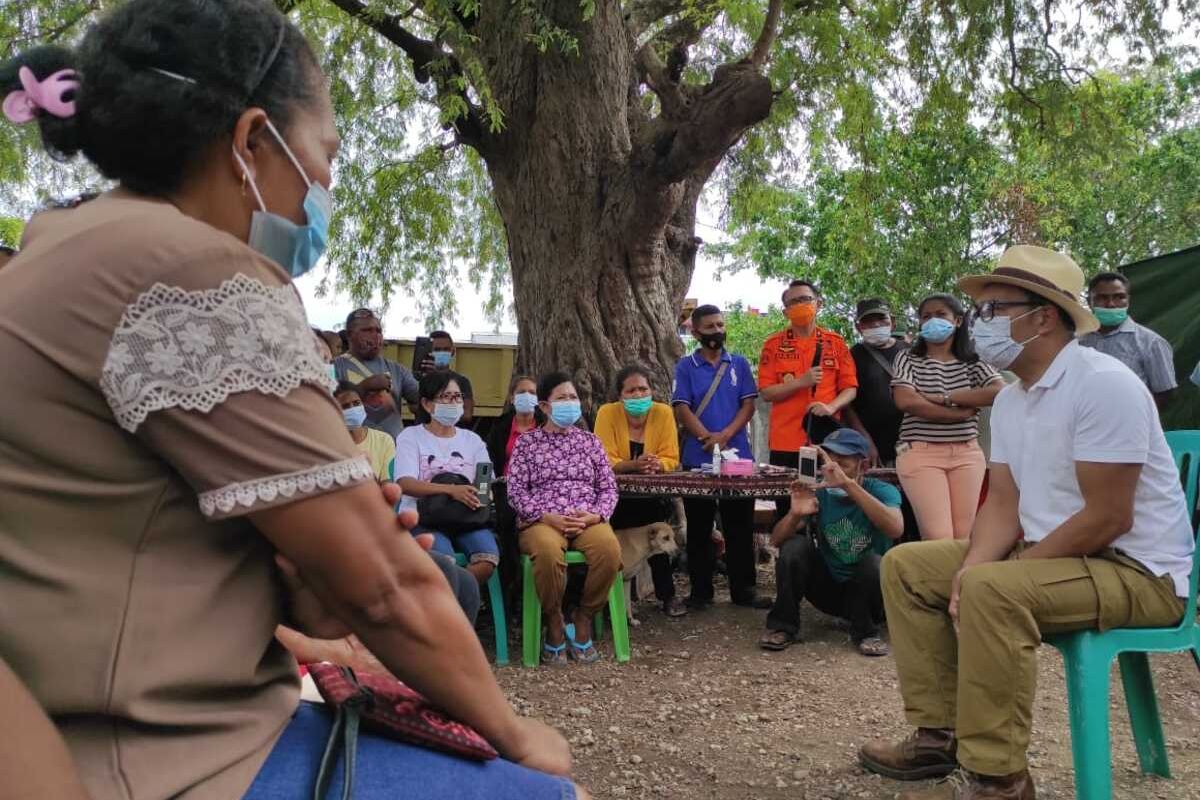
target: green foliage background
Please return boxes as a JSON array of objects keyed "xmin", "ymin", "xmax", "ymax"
[{"xmin": 2, "ymin": 0, "xmax": 1198, "ymax": 332}]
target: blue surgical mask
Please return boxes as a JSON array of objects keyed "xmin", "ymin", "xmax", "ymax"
[
  {"xmin": 513, "ymin": 392, "xmax": 538, "ymax": 414},
  {"xmin": 234, "ymin": 120, "xmax": 331, "ymax": 279},
  {"xmin": 432, "ymin": 351, "xmax": 453, "ymax": 369},
  {"xmin": 971, "ymin": 309, "xmax": 1040, "ymax": 370},
  {"xmin": 327, "ymin": 363, "xmax": 338, "ymax": 383},
  {"xmin": 550, "ymin": 400, "xmax": 582, "ymax": 428},
  {"xmin": 920, "ymin": 318, "xmax": 956, "ymax": 343},
  {"xmin": 432, "ymin": 403, "xmax": 464, "ymax": 427},
  {"xmin": 342, "ymin": 405, "xmax": 366, "ymax": 429}
]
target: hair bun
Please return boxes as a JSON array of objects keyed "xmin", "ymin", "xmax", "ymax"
[{"xmin": 0, "ymin": 44, "xmax": 84, "ymax": 159}]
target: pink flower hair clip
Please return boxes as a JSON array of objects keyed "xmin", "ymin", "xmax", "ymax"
[{"xmin": 3, "ymin": 66, "xmax": 79, "ymax": 124}]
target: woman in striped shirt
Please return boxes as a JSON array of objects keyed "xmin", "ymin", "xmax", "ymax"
[{"xmin": 891, "ymin": 294, "xmax": 1005, "ymax": 539}]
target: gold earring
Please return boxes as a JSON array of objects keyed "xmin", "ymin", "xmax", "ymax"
[{"xmin": 241, "ymin": 172, "xmax": 247, "ymax": 196}]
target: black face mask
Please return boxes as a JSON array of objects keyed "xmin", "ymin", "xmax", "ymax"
[{"xmin": 698, "ymin": 331, "xmax": 726, "ymax": 351}]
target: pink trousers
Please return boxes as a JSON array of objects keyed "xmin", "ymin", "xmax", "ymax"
[{"xmin": 896, "ymin": 440, "xmax": 987, "ymax": 540}]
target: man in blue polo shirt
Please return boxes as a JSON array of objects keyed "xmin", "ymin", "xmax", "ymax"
[{"xmin": 673, "ymin": 304, "xmax": 771, "ymax": 609}]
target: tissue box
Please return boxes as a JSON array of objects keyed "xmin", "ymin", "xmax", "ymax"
[{"xmin": 720, "ymin": 459, "xmax": 755, "ymax": 476}]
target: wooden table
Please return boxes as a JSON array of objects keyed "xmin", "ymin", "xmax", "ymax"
[{"xmin": 615, "ymin": 468, "xmax": 899, "ymax": 499}]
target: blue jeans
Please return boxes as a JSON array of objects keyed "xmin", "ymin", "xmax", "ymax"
[
  {"xmin": 420, "ymin": 526, "xmax": 500, "ymax": 567},
  {"xmin": 244, "ymin": 702, "xmax": 575, "ymax": 799}
]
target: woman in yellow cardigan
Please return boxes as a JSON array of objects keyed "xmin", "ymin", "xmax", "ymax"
[{"xmin": 594, "ymin": 365, "xmax": 686, "ymax": 617}]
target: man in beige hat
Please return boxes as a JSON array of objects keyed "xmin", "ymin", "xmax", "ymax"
[{"xmin": 858, "ymin": 245, "xmax": 1195, "ymax": 799}]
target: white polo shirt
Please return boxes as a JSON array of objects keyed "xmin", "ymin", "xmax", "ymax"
[{"xmin": 990, "ymin": 341, "xmax": 1194, "ymax": 598}]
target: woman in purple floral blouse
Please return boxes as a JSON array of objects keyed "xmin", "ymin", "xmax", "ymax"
[{"xmin": 507, "ymin": 372, "xmax": 622, "ymax": 665}]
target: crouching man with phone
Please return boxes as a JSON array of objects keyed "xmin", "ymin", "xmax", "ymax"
[{"xmin": 759, "ymin": 429, "xmax": 904, "ymax": 656}]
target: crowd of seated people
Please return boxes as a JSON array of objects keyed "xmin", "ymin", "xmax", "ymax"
[{"xmin": 2, "ymin": 1, "xmax": 1196, "ymax": 792}]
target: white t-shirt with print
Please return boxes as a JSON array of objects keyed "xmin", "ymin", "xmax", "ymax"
[
  {"xmin": 990, "ymin": 341, "xmax": 1194, "ymax": 597},
  {"xmin": 393, "ymin": 424, "xmax": 491, "ymax": 511}
]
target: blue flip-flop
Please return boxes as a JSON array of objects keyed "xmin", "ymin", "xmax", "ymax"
[
  {"xmin": 566, "ymin": 625, "xmax": 600, "ymax": 663},
  {"xmin": 541, "ymin": 640, "xmax": 568, "ymax": 666}
]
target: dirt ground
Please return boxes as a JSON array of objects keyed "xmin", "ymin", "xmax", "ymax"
[{"xmin": 496, "ymin": 564, "xmax": 1200, "ymax": 800}]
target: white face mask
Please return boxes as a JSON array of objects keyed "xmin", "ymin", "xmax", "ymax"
[
  {"xmin": 861, "ymin": 325, "xmax": 892, "ymax": 346},
  {"xmin": 971, "ymin": 308, "xmax": 1041, "ymax": 370}
]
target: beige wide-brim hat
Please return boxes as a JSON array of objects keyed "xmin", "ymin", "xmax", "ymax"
[{"xmin": 958, "ymin": 245, "xmax": 1099, "ymax": 335}]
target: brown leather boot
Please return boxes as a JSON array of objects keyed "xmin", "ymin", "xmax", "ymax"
[
  {"xmin": 896, "ymin": 768, "xmax": 1036, "ymax": 799},
  {"xmin": 858, "ymin": 728, "xmax": 958, "ymax": 780}
]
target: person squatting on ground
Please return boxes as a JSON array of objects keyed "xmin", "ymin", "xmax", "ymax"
[{"xmin": 759, "ymin": 428, "xmax": 903, "ymax": 657}]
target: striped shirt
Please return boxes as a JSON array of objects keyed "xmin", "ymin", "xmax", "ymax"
[{"xmin": 891, "ymin": 353, "xmax": 1001, "ymax": 443}]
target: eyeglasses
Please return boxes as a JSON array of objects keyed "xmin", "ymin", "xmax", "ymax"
[
  {"xmin": 783, "ymin": 296, "xmax": 817, "ymax": 308},
  {"xmin": 435, "ymin": 393, "xmax": 465, "ymax": 403},
  {"xmin": 971, "ymin": 300, "xmax": 1044, "ymax": 322}
]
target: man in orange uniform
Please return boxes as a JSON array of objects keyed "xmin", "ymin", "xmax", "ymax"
[{"xmin": 759, "ymin": 279, "xmax": 859, "ymax": 515}]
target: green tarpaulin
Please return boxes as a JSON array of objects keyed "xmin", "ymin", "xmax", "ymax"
[{"xmin": 1122, "ymin": 244, "xmax": 1200, "ymax": 430}]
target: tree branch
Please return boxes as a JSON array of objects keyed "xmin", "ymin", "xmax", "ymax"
[
  {"xmin": 636, "ymin": 62, "xmax": 774, "ymax": 187},
  {"xmin": 625, "ymin": 0, "xmax": 685, "ymax": 38},
  {"xmin": 1003, "ymin": 0, "xmax": 1045, "ymax": 127},
  {"xmin": 1041, "ymin": 0, "xmax": 1094, "ymax": 85},
  {"xmin": 635, "ymin": 45, "xmax": 690, "ymax": 120},
  {"xmin": 750, "ymin": 0, "xmax": 784, "ymax": 69},
  {"xmin": 631, "ymin": 0, "xmax": 723, "ymax": 119},
  {"xmin": 324, "ymin": 0, "xmax": 490, "ymax": 147}
]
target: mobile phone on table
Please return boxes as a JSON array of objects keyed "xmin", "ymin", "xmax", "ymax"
[
  {"xmin": 474, "ymin": 462, "xmax": 494, "ymax": 505},
  {"xmin": 797, "ymin": 446, "xmax": 819, "ymax": 486},
  {"xmin": 412, "ymin": 336, "xmax": 433, "ymax": 375}
]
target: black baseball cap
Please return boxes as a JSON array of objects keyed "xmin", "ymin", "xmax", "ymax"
[{"xmin": 855, "ymin": 298, "xmax": 891, "ymax": 322}]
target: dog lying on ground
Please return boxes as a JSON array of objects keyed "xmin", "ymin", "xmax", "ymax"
[{"xmin": 613, "ymin": 522, "xmax": 679, "ymax": 626}]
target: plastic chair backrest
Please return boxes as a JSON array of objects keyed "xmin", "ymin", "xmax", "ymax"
[{"xmin": 1164, "ymin": 430, "xmax": 1200, "ymax": 628}]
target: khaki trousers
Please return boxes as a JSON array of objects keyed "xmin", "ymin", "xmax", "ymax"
[
  {"xmin": 883, "ymin": 540, "xmax": 1185, "ymax": 776},
  {"xmin": 519, "ymin": 522, "xmax": 621, "ymax": 616}
]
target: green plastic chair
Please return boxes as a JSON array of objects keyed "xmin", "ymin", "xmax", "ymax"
[
  {"xmin": 1045, "ymin": 429, "xmax": 1200, "ymax": 800},
  {"xmin": 452, "ymin": 553, "xmax": 509, "ymax": 666},
  {"xmin": 521, "ymin": 551, "xmax": 631, "ymax": 667}
]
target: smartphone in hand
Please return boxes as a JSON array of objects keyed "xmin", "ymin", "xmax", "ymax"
[
  {"xmin": 797, "ymin": 446, "xmax": 819, "ymax": 486},
  {"xmin": 474, "ymin": 462, "xmax": 494, "ymax": 506},
  {"xmin": 411, "ymin": 336, "xmax": 433, "ymax": 376}
]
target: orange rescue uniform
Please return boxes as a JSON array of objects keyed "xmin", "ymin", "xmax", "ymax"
[{"xmin": 758, "ymin": 326, "xmax": 858, "ymax": 450}]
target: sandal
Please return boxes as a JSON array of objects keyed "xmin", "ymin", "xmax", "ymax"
[
  {"xmin": 541, "ymin": 640, "xmax": 568, "ymax": 667},
  {"xmin": 759, "ymin": 629, "xmax": 797, "ymax": 651},
  {"xmin": 567, "ymin": 637, "xmax": 601, "ymax": 664},
  {"xmin": 857, "ymin": 636, "xmax": 889, "ymax": 657}
]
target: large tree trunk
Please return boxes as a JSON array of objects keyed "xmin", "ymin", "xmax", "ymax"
[
  {"xmin": 326, "ymin": 0, "xmax": 778, "ymax": 409},
  {"xmin": 476, "ymin": 0, "xmax": 774, "ymax": 408}
]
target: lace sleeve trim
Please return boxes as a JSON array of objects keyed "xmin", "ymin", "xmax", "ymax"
[
  {"xmin": 101, "ymin": 273, "xmax": 335, "ymax": 433},
  {"xmin": 198, "ymin": 456, "xmax": 374, "ymax": 518}
]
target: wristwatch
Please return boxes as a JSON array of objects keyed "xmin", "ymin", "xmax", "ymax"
[{"xmin": 942, "ymin": 393, "xmax": 956, "ymax": 408}]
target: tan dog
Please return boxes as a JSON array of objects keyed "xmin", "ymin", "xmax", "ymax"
[{"xmin": 614, "ymin": 522, "xmax": 679, "ymax": 625}]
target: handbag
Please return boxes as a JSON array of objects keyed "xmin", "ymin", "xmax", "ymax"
[
  {"xmin": 416, "ymin": 473, "xmax": 490, "ymax": 534},
  {"xmin": 308, "ymin": 662, "xmax": 498, "ymax": 800}
]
